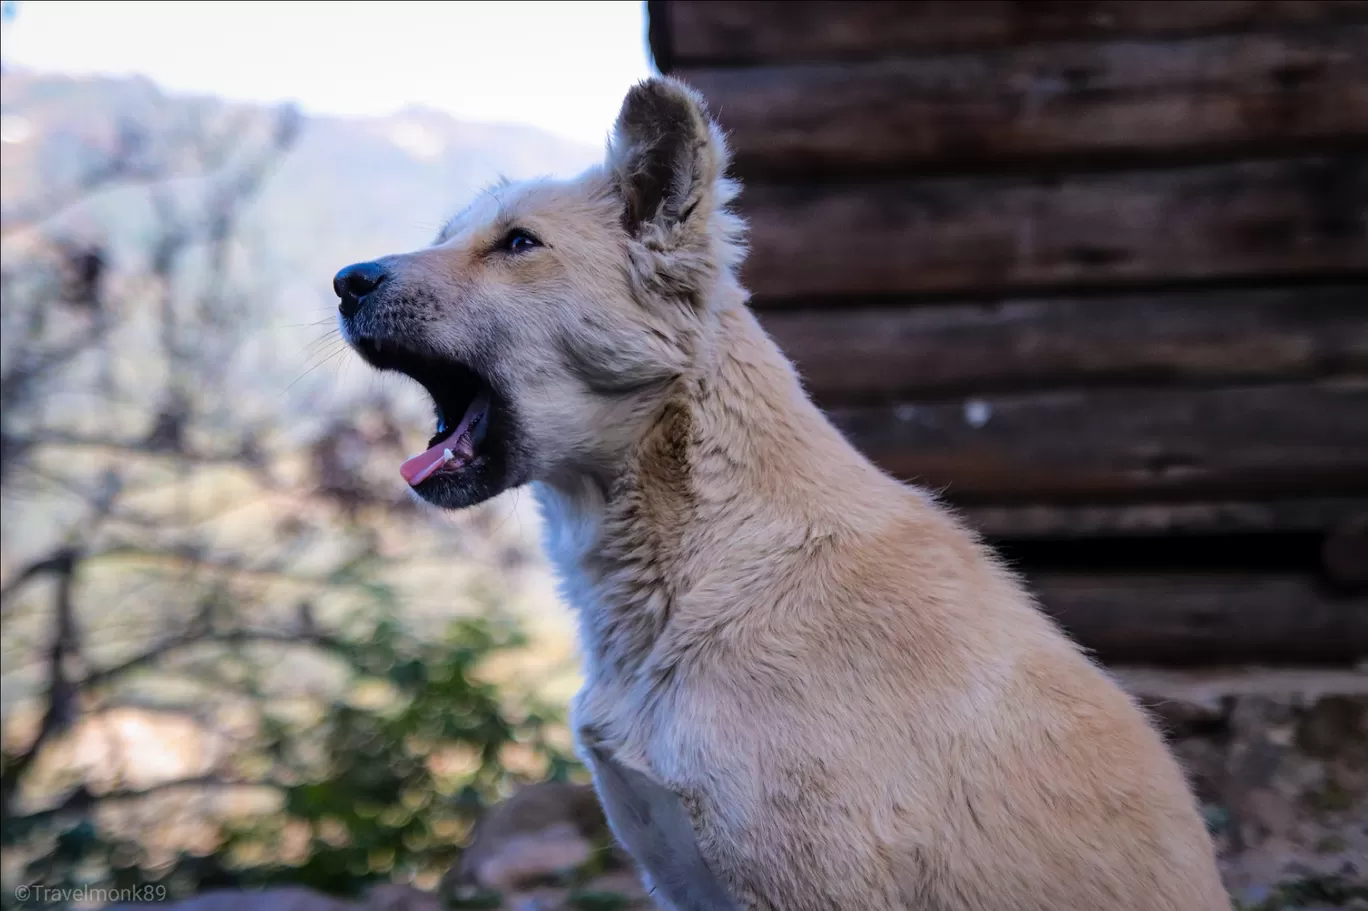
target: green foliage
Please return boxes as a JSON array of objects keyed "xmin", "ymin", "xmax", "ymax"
[
  {"xmin": 1235, "ymin": 874, "xmax": 1368, "ymax": 911},
  {"xmin": 6, "ymin": 613, "xmax": 577, "ymax": 907}
]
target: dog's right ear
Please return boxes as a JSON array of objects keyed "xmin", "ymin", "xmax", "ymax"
[{"xmin": 607, "ymin": 77, "xmax": 728, "ymax": 242}]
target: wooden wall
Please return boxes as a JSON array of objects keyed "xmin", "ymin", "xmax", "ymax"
[{"xmin": 647, "ymin": 0, "xmax": 1368, "ymax": 664}]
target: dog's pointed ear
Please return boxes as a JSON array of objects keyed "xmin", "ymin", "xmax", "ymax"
[{"xmin": 608, "ymin": 77, "xmax": 728, "ymax": 239}]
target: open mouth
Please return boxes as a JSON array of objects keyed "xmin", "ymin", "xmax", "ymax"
[{"xmin": 352, "ymin": 338, "xmax": 494, "ymax": 489}]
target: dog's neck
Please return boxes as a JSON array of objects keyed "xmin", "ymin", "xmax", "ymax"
[{"xmin": 533, "ymin": 294, "xmax": 895, "ymax": 680}]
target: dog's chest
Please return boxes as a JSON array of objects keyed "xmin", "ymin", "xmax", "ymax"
[
  {"xmin": 534, "ymin": 481, "xmax": 701, "ymax": 749},
  {"xmin": 536, "ymin": 480, "xmax": 686, "ymax": 671}
]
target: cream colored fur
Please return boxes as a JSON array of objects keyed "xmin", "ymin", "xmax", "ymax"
[{"xmin": 358, "ymin": 77, "xmax": 1230, "ymax": 909}]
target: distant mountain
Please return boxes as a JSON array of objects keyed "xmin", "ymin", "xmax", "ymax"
[
  {"xmin": 2, "ymin": 68, "xmax": 601, "ymax": 295},
  {"xmin": 0, "ymin": 69, "xmax": 603, "ymax": 414},
  {"xmin": 252, "ymin": 101, "xmax": 604, "ymax": 299}
]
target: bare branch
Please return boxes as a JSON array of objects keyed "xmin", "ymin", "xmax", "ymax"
[
  {"xmin": 0, "ymin": 546, "xmax": 81, "ymax": 607},
  {"xmin": 76, "ymin": 545, "xmax": 387, "ymax": 601},
  {"xmin": 0, "ymin": 92, "xmax": 306, "ymax": 848},
  {"xmin": 0, "ymin": 120, "xmax": 152, "ymax": 237},
  {"xmin": 80, "ymin": 627, "xmax": 353, "ymax": 691},
  {"xmin": 12, "ymin": 774, "xmax": 281, "ymax": 828},
  {"xmin": 1, "ymin": 549, "xmax": 82, "ymax": 822}
]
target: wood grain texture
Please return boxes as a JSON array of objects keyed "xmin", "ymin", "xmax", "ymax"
[
  {"xmin": 1028, "ymin": 572, "xmax": 1368, "ymax": 664},
  {"xmin": 826, "ymin": 380, "xmax": 1368, "ymax": 500},
  {"xmin": 657, "ymin": 0, "xmax": 1368, "ymax": 66},
  {"xmin": 740, "ymin": 157, "xmax": 1367, "ymax": 300},
  {"xmin": 679, "ymin": 27, "xmax": 1368, "ymax": 177},
  {"xmin": 1323, "ymin": 514, "xmax": 1368, "ymax": 587},
  {"xmin": 961, "ymin": 498, "xmax": 1368, "ymax": 539},
  {"xmin": 760, "ymin": 285, "xmax": 1368, "ymax": 401}
]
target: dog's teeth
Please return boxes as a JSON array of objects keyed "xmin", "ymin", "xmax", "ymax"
[{"xmin": 442, "ymin": 448, "xmax": 454, "ymax": 462}]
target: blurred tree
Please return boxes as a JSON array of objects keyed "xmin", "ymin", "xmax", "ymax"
[
  {"xmin": 5, "ymin": 612, "xmax": 571, "ymax": 905},
  {"xmin": 0, "ymin": 79, "xmax": 571, "ymax": 909}
]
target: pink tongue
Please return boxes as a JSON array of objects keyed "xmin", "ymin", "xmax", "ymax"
[
  {"xmin": 399, "ymin": 432, "xmax": 468, "ymax": 487},
  {"xmin": 399, "ymin": 395, "xmax": 485, "ymax": 487}
]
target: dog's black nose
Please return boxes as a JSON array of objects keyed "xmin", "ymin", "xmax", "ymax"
[{"xmin": 333, "ymin": 261, "xmax": 388, "ymax": 319}]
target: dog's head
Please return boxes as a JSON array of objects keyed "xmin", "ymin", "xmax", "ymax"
[{"xmin": 334, "ymin": 77, "xmax": 743, "ymax": 510}]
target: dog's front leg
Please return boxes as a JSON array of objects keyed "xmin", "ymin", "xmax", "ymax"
[{"xmin": 578, "ymin": 728, "xmax": 739, "ymax": 911}]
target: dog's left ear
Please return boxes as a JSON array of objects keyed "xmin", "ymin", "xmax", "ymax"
[{"xmin": 608, "ymin": 77, "xmax": 729, "ymax": 241}]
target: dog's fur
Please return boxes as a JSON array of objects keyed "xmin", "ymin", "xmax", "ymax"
[{"xmin": 341, "ymin": 77, "xmax": 1230, "ymax": 910}]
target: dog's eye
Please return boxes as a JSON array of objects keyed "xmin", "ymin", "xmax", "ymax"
[{"xmin": 499, "ymin": 229, "xmax": 542, "ymax": 254}]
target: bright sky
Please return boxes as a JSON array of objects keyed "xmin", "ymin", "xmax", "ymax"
[{"xmin": 1, "ymin": 0, "xmax": 655, "ymax": 147}]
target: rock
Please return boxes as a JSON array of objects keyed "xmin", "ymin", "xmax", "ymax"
[
  {"xmin": 467, "ymin": 820, "xmax": 596, "ymax": 889},
  {"xmin": 441, "ymin": 780, "xmax": 649, "ymax": 910},
  {"xmin": 361, "ymin": 883, "xmax": 445, "ymax": 911},
  {"xmin": 448, "ymin": 781, "xmax": 611, "ymax": 892},
  {"xmin": 1115, "ymin": 667, "xmax": 1368, "ymax": 896}
]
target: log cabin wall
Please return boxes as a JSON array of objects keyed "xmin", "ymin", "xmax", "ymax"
[{"xmin": 647, "ymin": 0, "xmax": 1368, "ymax": 666}]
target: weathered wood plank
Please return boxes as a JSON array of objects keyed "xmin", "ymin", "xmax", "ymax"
[
  {"xmin": 1027, "ymin": 573, "xmax": 1367, "ymax": 664},
  {"xmin": 741, "ymin": 157, "xmax": 1367, "ymax": 300},
  {"xmin": 826, "ymin": 381, "xmax": 1368, "ymax": 500},
  {"xmin": 679, "ymin": 28, "xmax": 1368, "ymax": 178},
  {"xmin": 656, "ymin": 0, "xmax": 1368, "ymax": 66},
  {"xmin": 1324, "ymin": 514, "xmax": 1368, "ymax": 587},
  {"xmin": 962, "ymin": 498, "xmax": 1368, "ymax": 539},
  {"xmin": 760, "ymin": 286, "xmax": 1368, "ymax": 401}
]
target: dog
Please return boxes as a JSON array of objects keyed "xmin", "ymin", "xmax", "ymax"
[{"xmin": 335, "ymin": 76, "xmax": 1230, "ymax": 910}]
